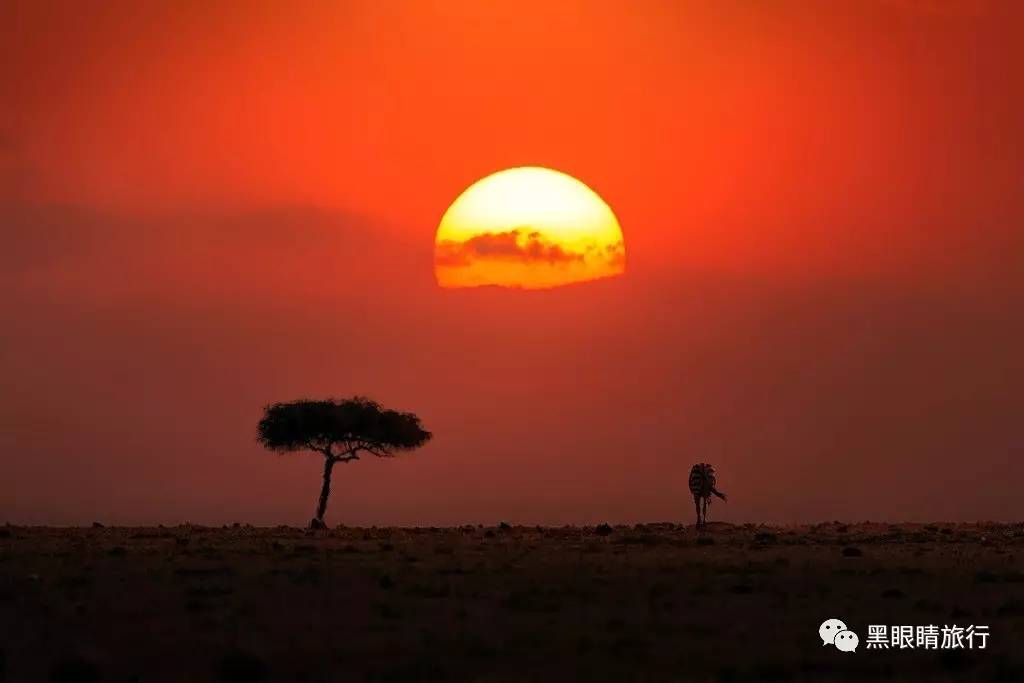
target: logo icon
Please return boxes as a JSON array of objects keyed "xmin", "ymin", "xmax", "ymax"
[
  {"xmin": 820, "ymin": 618, "xmax": 858, "ymax": 653},
  {"xmin": 835, "ymin": 630, "xmax": 859, "ymax": 652}
]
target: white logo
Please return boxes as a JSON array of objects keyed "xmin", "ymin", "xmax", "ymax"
[
  {"xmin": 819, "ymin": 618, "xmax": 848, "ymax": 646},
  {"xmin": 820, "ymin": 618, "xmax": 858, "ymax": 653},
  {"xmin": 835, "ymin": 630, "xmax": 859, "ymax": 652}
]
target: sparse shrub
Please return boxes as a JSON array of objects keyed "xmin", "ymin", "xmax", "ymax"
[
  {"xmin": 841, "ymin": 546, "xmax": 863, "ymax": 557},
  {"xmin": 595, "ymin": 523, "xmax": 613, "ymax": 536}
]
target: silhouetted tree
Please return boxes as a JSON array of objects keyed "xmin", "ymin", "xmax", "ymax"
[{"xmin": 257, "ymin": 397, "xmax": 431, "ymax": 529}]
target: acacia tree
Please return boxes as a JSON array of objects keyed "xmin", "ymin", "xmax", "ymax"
[{"xmin": 257, "ymin": 397, "xmax": 431, "ymax": 529}]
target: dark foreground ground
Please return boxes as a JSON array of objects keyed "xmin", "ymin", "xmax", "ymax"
[{"xmin": 2, "ymin": 523, "xmax": 1023, "ymax": 682}]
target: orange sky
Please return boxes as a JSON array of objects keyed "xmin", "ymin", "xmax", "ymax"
[{"xmin": 2, "ymin": 1, "xmax": 1022, "ymax": 525}]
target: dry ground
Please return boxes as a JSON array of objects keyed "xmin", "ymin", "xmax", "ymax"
[{"xmin": 1, "ymin": 522, "xmax": 1023, "ymax": 682}]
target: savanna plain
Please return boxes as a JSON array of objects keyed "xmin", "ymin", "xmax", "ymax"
[{"xmin": 2, "ymin": 523, "xmax": 1023, "ymax": 682}]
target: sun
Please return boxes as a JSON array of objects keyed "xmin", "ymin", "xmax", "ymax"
[{"xmin": 435, "ymin": 167, "xmax": 625, "ymax": 289}]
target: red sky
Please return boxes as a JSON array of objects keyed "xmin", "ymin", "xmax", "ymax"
[{"xmin": 2, "ymin": 1, "xmax": 1022, "ymax": 525}]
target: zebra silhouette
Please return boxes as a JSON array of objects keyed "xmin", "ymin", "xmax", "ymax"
[{"xmin": 689, "ymin": 463, "xmax": 727, "ymax": 528}]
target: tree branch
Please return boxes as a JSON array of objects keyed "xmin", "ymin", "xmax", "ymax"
[{"xmin": 360, "ymin": 443, "xmax": 390, "ymax": 457}]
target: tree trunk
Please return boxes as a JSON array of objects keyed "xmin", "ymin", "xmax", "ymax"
[{"xmin": 311, "ymin": 456, "xmax": 336, "ymax": 528}]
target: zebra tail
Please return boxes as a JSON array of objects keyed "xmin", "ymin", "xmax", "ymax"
[{"xmin": 712, "ymin": 489, "xmax": 728, "ymax": 502}]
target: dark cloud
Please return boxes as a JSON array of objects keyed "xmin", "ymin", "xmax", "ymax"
[
  {"xmin": 603, "ymin": 242, "xmax": 626, "ymax": 268},
  {"xmin": 436, "ymin": 229, "xmax": 597, "ymax": 268}
]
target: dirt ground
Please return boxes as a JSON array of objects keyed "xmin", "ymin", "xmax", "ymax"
[{"xmin": 1, "ymin": 522, "xmax": 1022, "ymax": 682}]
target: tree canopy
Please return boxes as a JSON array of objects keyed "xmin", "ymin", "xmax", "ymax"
[{"xmin": 257, "ymin": 397, "xmax": 431, "ymax": 461}]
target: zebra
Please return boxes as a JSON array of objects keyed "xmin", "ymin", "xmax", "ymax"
[{"xmin": 689, "ymin": 463, "xmax": 727, "ymax": 528}]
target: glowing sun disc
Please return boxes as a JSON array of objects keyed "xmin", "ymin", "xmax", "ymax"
[{"xmin": 435, "ymin": 167, "xmax": 625, "ymax": 289}]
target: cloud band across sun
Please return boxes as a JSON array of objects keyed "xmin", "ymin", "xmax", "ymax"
[{"xmin": 435, "ymin": 167, "xmax": 625, "ymax": 290}]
